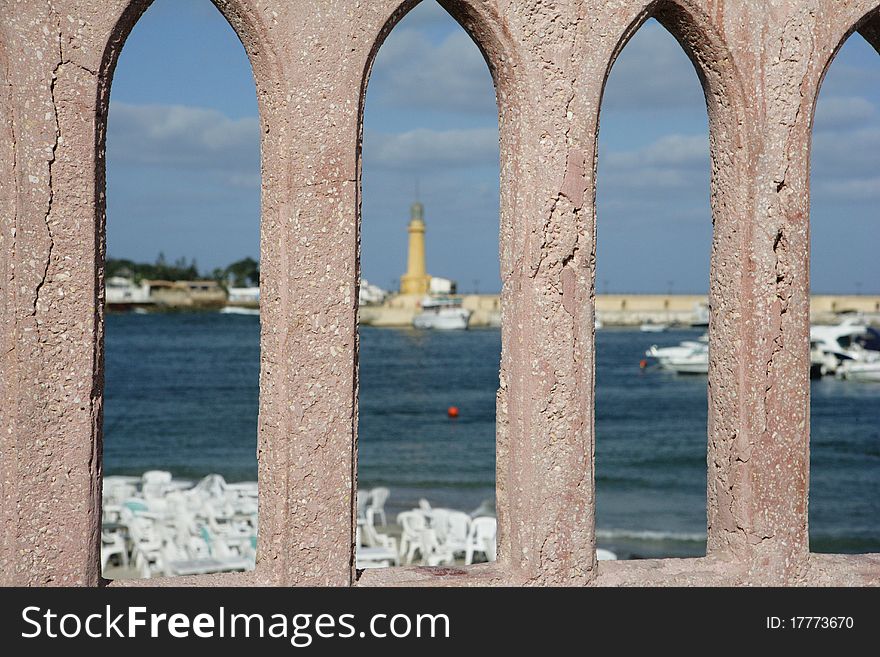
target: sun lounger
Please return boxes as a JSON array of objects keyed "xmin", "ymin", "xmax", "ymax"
[{"xmin": 167, "ymin": 557, "xmax": 252, "ymax": 576}]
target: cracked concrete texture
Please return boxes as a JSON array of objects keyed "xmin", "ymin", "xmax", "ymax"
[{"xmin": 1, "ymin": 0, "xmax": 879, "ymax": 586}]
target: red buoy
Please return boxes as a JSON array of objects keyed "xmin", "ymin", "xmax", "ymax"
[
  {"xmin": 447, "ymin": 406, "xmax": 460, "ymax": 418},
  {"xmin": 639, "ymin": 359, "xmax": 648, "ymax": 369}
]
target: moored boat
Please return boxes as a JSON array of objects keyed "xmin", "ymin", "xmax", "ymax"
[
  {"xmin": 837, "ymin": 353, "xmax": 880, "ymax": 382},
  {"xmin": 810, "ymin": 320, "xmax": 880, "ymax": 377},
  {"xmin": 640, "ymin": 321, "xmax": 669, "ymax": 333},
  {"xmin": 662, "ymin": 348, "xmax": 709, "ymax": 374},
  {"xmin": 219, "ymin": 306, "xmax": 259, "ymax": 316},
  {"xmin": 645, "ymin": 334, "xmax": 709, "ymax": 374},
  {"xmin": 413, "ymin": 296, "xmax": 472, "ymax": 330}
]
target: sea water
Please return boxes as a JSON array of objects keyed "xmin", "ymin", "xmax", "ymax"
[{"xmin": 103, "ymin": 313, "xmax": 880, "ymax": 558}]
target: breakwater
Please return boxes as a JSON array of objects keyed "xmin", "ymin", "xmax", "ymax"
[{"xmin": 360, "ymin": 293, "xmax": 880, "ymax": 327}]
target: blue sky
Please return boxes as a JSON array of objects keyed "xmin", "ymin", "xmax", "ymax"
[{"xmin": 107, "ymin": 0, "xmax": 879, "ymax": 294}]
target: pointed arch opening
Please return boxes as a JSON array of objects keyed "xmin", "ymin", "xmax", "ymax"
[
  {"xmin": 99, "ymin": 0, "xmax": 261, "ymax": 580},
  {"xmin": 595, "ymin": 17, "xmax": 711, "ymax": 560},
  {"xmin": 355, "ymin": 0, "xmax": 502, "ymax": 570},
  {"xmin": 808, "ymin": 25, "xmax": 880, "ymax": 556}
]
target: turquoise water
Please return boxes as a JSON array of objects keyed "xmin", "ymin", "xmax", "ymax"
[{"xmin": 103, "ymin": 314, "xmax": 880, "ymax": 558}]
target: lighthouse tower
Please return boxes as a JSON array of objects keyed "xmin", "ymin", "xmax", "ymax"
[{"xmin": 400, "ymin": 201, "xmax": 431, "ymax": 295}]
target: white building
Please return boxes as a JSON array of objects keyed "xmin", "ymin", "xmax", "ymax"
[
  {"xmin": 105, "ymin": 276, "xmax": 152, "ymax": 305},
  {"xmin": 429, "ymin": 276, "xmax": 457, "ymax": 295},
  {"xmin": 227, "ymin": 287, "xmax": 260, "ymax": 305}
]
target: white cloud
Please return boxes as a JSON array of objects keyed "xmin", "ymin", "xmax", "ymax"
[
  {"xmin": 224, "ymin": 173, "xmax": 261, "ymax": 190},
  {"xmin": 371, "ymin": 12, "xmax": 713, "ymax": 116},
  {"xmin": 814, "ymin": 176, "xmax": 880, "ymax": 201},
  {"xmin": 107, "ymin": 101, "xmax": 260, "ymax": 171},
  {"xmin": 602, "ymin": 21, "xmax": 706, "ymax": 112},
  {"xmin": 814, "ymin": 95, "xmax": 877, "ymax": 130},
  {"xmin": 810, "ymin": 35, "xmax": 880, "ymax": 205},
  {"xmin": 819, "ymin": 55, "xmax": 880, "ymax": 98},
  {"xmin": 364, "ymin": 127, "xmax": 499, "ymax": 170},
  {"xmin": 369, "ymin": 26, "xmax": 495, "ymax": 113},
  {"xmin": 598, "ymin": 133, "xmax": 709, "ymax": 197},
  {"xmin": 371, "ymin": 17, "xmax": 710, "ymax": 117},
  {"xmin": 604, "ymin": 134, "xmax": 708, "ymax": 169},
  {"xmin": 813, "ymin": 126, "xmax": 880, "ymax": 173}
]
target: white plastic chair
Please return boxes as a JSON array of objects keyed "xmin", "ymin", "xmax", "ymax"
[
  {"xmin": 356, "ymin": 525, "xmax": 399, "ymax": 569},
  {"xmin": 141, "ymin": 470, "xmax": 172, "ymax": 500},
  {"xmin": 427, "ymin": 508, "xmax": 451, "ymax": 542},
  {"xmin": 397, "ymin": 510, "xmax": 428, "ymax": 564},
  {"xmin": 597, "ymin": 548, "xmax": 618, "ymax": 561},
  {"xmin": 101, "ymin": 530, "xmax": 128, "ymax": 571},
  {"xmin": 360, "ymin": 517, "xmax": 399, "ymax": 562},
  {"xmin": 128, "ymin": 517, "xmax": 165, "ymax": 578},
  {"xmin": 367, "ymin": 487, "xmax": 389, "ymax": 526},
  {"xmin": 443, "ymin": 511, "xmax": 471, "ymax": 557},
  {"xmin": 419, "ymin": 529, "xmax": 454, "ymax": 567},
  {"xmin": 356, "ymin": 490, "xmax": 369, "ymax": 520},
  {"xmin": 465, "ymin": 516, "xmax": 497, "ymax": 565},
  {"xmin": 103, "ymin": 477, "xmax": 137, "ymax": 506}
]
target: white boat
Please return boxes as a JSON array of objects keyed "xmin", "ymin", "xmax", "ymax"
[
  {"xmin": 220, "ymin": 306, "xmax": 259, "ymax": 316},
  {"xmin": 640, "ymin": 321, "xmax": 669, "ymax": 333},
  {"xmin": 690, "ymin": 302, "xmax": 710, "ymax": 329},
  {"xmin": 413, "ymin": 296, "xmax": 472, "ymax": 330},
  {"xmin": 836, "ymin": 344, "xmax": 880, "ymax": 382},
  {"xmin": 663, "ymin": 347, "xmax": 709, "ymax": 374},
  {"xmin": 810, "ymin": 320, "xmax": 880, "ymax": 377},
  {"xmin": 810, "ymin": 321, "xmax": 871, "ymax": 362},
  {"xmin": 810, "ymin": 340, "xmax": 839, "ymax": 379},
  {"xmin": 645, "ymin": 338, "xmax": 709, "ymax": 374},
  {"xmin": 838, "ymin": 359, "xmax": 880, "ymax": 382}
]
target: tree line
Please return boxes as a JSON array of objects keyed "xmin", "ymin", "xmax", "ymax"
[{"xmin": 106, "ymin": 253, "xmax": 260, "ymax": 288}]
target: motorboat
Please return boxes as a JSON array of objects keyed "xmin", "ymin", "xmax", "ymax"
[
  {"xmin": 690, "ymin": 302, "xmax": 710, "ymax": 329},
  {"xmin": 645, "ymin": 336, "xmax": 709, "ymax": 375},
  {"xmin": 645, "ymin": 341, "xmax": 704, "ymax": 365},
  {"xmin": 413, "ymin": 296, "xmax": 472, "ymax": 330},
  {"xmin": 810, "ymin": 340, "xmax": 841, "ymax": 379},
  {"xmin": 220, "ymin": 306, "xmax": 259, "ymax": 316},
  {"xmin": 661, "ymin": 346, "xmax": 709, "ymax": 374},
  {"xmin": 810, "ymin": 320, "xmax": 873, "ymax": 362},
  {"xmin": 838, "ymin": 356, "xmax": 880, "ymax": 383},
  {"xmin": 810, "ymin": 320, "xmax": 880, "ymax": 377},
  {"xmin": 640, "ymin": 321, "xmax": 669, "ymax": 333}
]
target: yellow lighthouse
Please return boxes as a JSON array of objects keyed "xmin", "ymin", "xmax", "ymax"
[{"xmin": 400, "ymin": 201, "xmax": 431, "ymax": 295}]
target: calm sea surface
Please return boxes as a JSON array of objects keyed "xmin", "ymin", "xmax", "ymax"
[{"xmin": 104, "ymin": 313, "xmax": 880, "ymax": 558}]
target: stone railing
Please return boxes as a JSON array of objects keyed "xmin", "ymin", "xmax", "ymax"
[{"xmin": 1, "ymin": 0, "xmax": 879, "ymax": 586}]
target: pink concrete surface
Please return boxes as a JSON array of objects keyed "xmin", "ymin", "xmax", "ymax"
[{"xmin": 1, "ymin": 0, "xmax": 879, "ymax": 586}]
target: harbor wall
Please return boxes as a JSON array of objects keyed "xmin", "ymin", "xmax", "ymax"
[{"xmin": 361, "ymin": 294, "xmax": 880, "ymax": 327}]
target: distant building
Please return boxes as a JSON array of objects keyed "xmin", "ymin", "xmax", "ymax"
[
  {"xmin": 105, "ymin": 276, "xmax": 153, "ymax": 309},
  {"xmin": 106, "ymin": 277, "xmax": 226, "ymax": 310},
  {"xmin": 429, "ymin": 277, "xmax": 457, "ymax": 295},
  {"xmin": 227, "ymin": 287, "xmax": 260, "ymax": 307},
  {"xmin": 143, "ymin": 279, "xmax": 227, "ymax": 309}
]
